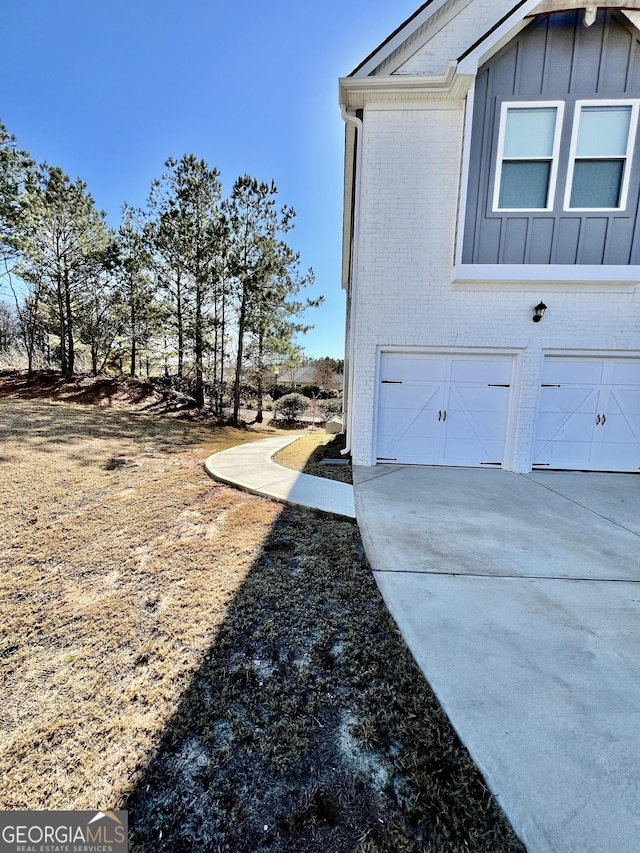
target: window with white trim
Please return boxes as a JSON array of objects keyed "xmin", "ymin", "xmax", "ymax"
[
  {"xmin": 493, "ymin": 102, "xmax": 563, "ymax": 211},
  {"xmin": 565, "ymin": 101, "xmax": 639, "ymax": 210}
]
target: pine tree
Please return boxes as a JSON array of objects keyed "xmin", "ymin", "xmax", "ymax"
[
  {"xmin": 18, "ymin": 166, "xmax": 112, "ymax": 377},
  {"xmin": 115, "ymin": 210, "xmax": 160, "ymax": 377},
  {"xmin": 225, "ymin": 175, "xmax": 319, "ymax": 425},
  {"xmin": 144, "ymin": 156, "xmax": 226, "ymax": 405}
]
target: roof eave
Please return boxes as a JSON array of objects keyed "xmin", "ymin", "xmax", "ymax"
[
  {"xmin": 340, "ymin": 63, "xmax": 472, "ymax": 111},
  {"xmin": 349, "ymin": 0, "xmax": 449, "ymax": 78}
]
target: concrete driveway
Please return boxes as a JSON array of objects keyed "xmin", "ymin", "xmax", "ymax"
[{"xmin": 353, "ymin": 465, "xmax": 640, "ymax": 853}]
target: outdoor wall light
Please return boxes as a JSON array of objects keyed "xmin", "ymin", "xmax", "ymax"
[{"xmin": 532, "ymin": 301, "xmax": 547, "ymax": 323}]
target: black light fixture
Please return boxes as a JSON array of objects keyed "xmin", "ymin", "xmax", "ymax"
[{"xmin": 533, "ymin": 301, "xmax": 547, "ymax": 323}]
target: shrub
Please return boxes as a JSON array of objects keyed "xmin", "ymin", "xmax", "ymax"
[
  {"xmin": 271, "ymin": 384, "xmax": 291, "ymax": 401},
  {"xmin": 318, "ymin": 399, "xmax": 342, "ymax": 419},
  {"xmin": 273, "ymin": 392, "xmax": 308, "ymax": 422},
  {"xmin": 299, "ymin": 384, "xmax": 321, "ymax": 399}
]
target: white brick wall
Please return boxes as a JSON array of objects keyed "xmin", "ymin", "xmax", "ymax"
[{"xmin": 348, "ymin": 102, "xmax": 640, "ymax": 470}]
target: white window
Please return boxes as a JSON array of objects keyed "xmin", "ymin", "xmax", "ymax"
[
  {"xmin": 493, "ymin": 102, "xmax": 564, "ymax": 211},
  {"xmin": 565, "ymin": 100, "xmax": 639, "ymax": 210}
]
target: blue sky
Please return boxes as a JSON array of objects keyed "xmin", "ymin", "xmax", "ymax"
[{"xmin": 1, "ymin": 0, "xmax": 418, "ymax": 359}]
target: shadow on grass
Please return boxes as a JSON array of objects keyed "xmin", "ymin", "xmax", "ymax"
[{"xmin": 125, "ymin": 503, "xmax": 525, "ymax": 853}]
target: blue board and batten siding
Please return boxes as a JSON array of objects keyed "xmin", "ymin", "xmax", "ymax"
[{"xmin": 462, "ymin": 10, "xmax": 640, "ymax": 266}]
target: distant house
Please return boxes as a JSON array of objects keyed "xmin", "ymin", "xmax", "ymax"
[
  {"xmin": 278, "ymin": 365, "xmax": 344, "ymax": 392},
  {"xmin": 340, "ymin": 0, "xmax": 640, "ymax": 473}
]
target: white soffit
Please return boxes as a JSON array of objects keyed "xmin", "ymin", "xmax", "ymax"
[{"xmin": 339, "ymin": 64, "xmax": 473, "ymax": 111}]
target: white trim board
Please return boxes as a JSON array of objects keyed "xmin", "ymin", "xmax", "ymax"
[{"xmin": 452, "ymin": 264, "xmax": 640, "ymax": 286}]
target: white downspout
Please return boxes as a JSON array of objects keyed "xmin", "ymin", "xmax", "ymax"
[{"xmin": 340, "ymin": 105, "xmax": 363, "ymax": 456}]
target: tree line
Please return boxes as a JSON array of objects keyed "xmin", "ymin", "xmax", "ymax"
[{"xmin": 0, "ymin": 121, "xmax": 321, "ymax": 422}]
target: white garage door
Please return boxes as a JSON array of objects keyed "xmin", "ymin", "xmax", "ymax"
[
  {"xmin": 376, "ymin": 352, "xmax": 513, "ymax": 466},
  {"xmin": 533, "ymin": 357, "xmax": 640, "ymax": 472}
]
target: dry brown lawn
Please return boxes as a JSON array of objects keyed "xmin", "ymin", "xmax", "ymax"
[
  {"xmin": 0, "ymin": 396, "xmax": 277, "ymax": 810},
  {"xmin": 0, "ymin": 377, "xmax": 525, "ymax": 853}
]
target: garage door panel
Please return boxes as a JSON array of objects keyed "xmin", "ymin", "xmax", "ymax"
[
  {"xmin": 542, "ymin": 358, "xmax": 605, "ymax": 384},
  {"xmin": 477, "ymin": 410, "xmax": 508, "ymax": 438},
  {"xmin": 379, "ymin": 383, "xmax": 440, "ymax": 410},
  {"xmin": 377, "ymin": 353, "xmax": 512, "ymax": 466},
  {"xmin": 377, "ymin": 382, "xmax": 442, "ymax": 460},
  {"xmin": 594, "ymin": 443, "xmax": 640, "ymax": 471},
  {"xmin": 597, "ymin": 389, "xmax": 640, "ymax": 465},
  {"xmin": 444, "ymin": 411, "xmax": 507, "ymax": 439},
  {"xmin": 602, "ymin": 415, "xmax": 638, "ymax": 443},
  {"xmin": 379, "ymin": 436, "xmax": 438, "ymax": 464},
  {"xmin": 380, "ymin": 355, "xmax": 447, "ymax": 383},
  {"xmin": 449, "ymin": 357, "xmax": 512, "ymax": 384},
  {"xmin": 448, "ymin": 386, "xmax": 510, "ymax": 412},
  {"xmin": 442, "ymin": 437, "xmax": 506, "ymax": 464},
  {"xmin": 533, "ymin": 413, "xmax": 562, "ymax": 441},
  {"xmin": 610, "ymin": 388, "xmax": 640, "ymax": 416},
  {"xmin": 533, "ymin": 439, "xmax": 592, "ymax": 469},
  {"xmin": 535, "ymin": 411, "xmax": 597, "ymax": 442},
  {"xmin": 537, "ymin": 388, "xmax": 597, "ymax": 414},
  {"xmin": 442, "ymin": 415, "xmax": 478, "ymax": 440},
  {"xmin": 378, "ymin": 416, "xmax": 441, "ymax": 456},
  {"xmin": 610, "ymin": 361, "xmax": 640, "ymax": 385},
  {"xmin": 378, "ymin": 416, "xmax": 436, "ymax": 438},
  {"xmin": 378, "ymin": 409, "xmax": 441, "ymax": 440},
  {"xmin": 446, "ymin": 387, "xmax": 509, "ymax": 458},
  {"xmin": 534, "ymin": 357, "xmax": 640, "ymax": 472}
]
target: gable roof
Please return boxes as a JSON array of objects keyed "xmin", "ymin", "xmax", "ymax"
[
  {"xmin": 349, "ymin": 0, "xmax": 438, "ymax": 76},
  {"xmin": 348, "ymin": 0, "xmax": 640, "ymax": 80},
  {"xmin": 339, "ymin": 1, "xmax": 640, "ymax": 289},
  {"xmin": 349, "ymin": 0, "xmax": 517, "ymax": 78}
]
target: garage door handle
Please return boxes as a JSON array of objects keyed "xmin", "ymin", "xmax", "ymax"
[
  {"xmin": 602, "ymin": 414, "xmax": 606, "ymax": 425},
  {"xmin": 438, "ymin": 410, "xmax": 442, "ymax": 421},
  {"xmin": 443, "ymin": 410, "xmax": 447, "ymax": 421},
  {"xmin": 596, "ymin": 414, "xmax": 601, "ymax": 425}
]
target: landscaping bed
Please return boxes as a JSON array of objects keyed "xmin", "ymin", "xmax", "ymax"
[{"xmin": 274, "ymin": 432, "xmax": 352, "ymax": 484}]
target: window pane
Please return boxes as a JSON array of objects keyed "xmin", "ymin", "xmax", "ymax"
[
  {"xmin": 569, "ymin": 159, "xmax": 624, "ymax": 208},
  {"xmin": 503, "ymin": 108, "xmax": 557, "ymax": 157},
  {"xmin": 576, "ymin": 106, "xmax": 631, "ymax": 156},
  {"xmin": 499, "ymin": 160, "xmax": 551, "ymax": 208}
]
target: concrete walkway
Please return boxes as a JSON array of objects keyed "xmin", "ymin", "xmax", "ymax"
[
  {"xmin": 205, "ymin": 435, "xmax": 355, "ymax": 518},
  {"xmin": 354, "ymin": 465, "xmax": 640, "ymax": 853}
]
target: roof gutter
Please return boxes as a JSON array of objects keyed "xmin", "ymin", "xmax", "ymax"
[
  {"xmin": 339, "ymin": 63, "xmax": 470, "ymax": 110},
  {"xmin": 339, "ymin": 105, "xmax": 363, "ymax": 457}
]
